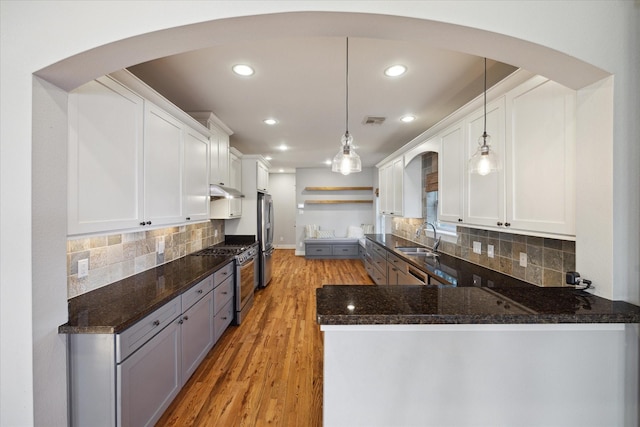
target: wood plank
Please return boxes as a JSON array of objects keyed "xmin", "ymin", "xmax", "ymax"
[
  {"xmin": 155, "ymin": 249, "xmax": 374, "ymax": 427},
  {"xmin": 304, "ymin": 186, "xmax": 373, "ymax": 191}
]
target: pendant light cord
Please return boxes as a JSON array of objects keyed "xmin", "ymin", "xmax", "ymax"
[
  {"xmin": 345, "ymin": 37, "xmax": 349, "ymax": 138},
  {"xmin": 483, "ymin": 57, "xmax": 487, "ymax": 139}
]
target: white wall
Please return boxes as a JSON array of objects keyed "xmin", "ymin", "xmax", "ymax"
[
  {"xmin": 2, "ymin": 2, "xmax": 638, "ymax": 425},
  {"xmin": 296, "ymin": 168, "xmax": 375, "ymax": 254},
  {"xmin": 269, "ymin": 173, "xmax": 297, "ymax": 248}
]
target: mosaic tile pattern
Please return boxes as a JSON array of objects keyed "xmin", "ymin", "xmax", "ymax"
[
  {"xmin": 67, "ymin": 220, "xmax": 224, "ymax": 298},
  {"xmin": 391, "ymin": 218, "xmax": 575, "ymax": 287}
]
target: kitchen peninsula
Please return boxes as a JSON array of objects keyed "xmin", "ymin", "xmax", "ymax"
[{"xmin": 316, "ymin": 235, "xmax": 640, "ymax": 427}]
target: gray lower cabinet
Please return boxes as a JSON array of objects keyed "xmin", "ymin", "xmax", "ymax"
[
  {"xmin": 68, "ymin": 271, "xmax": 225, "ymax": 427},
  {"xmin": 118, "ymin": 318, "xmax": 181, "ymax": 427},
  {"xmin": 213, "ymin": 268, "xmax": 234, "ymax": 343},
  {"xmin": 304, "ymin": 240, "xmax": 360, "ymax": 259},
  {"xmin": 181, "ymin": 287, "xmax": 214, "ymax": 382}
]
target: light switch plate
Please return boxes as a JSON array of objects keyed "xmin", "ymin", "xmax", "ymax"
[
  {"xmin": 156, "ymin": 236, "xmax": 165, "ymax": 255},
  {"xmin": 487, "ymin": 244, "xmax": 494, "ymax": 258},
  {"xmin": 473, "ymin": 241, "xmax": 482, "ymax": 254}
]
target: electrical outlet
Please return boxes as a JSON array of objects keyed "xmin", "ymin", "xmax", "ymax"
[
  {"xmin": 214, "ymin": 229, "xmax": 219, "ymax": 238},
  {"xmin": 279, "ymin": 236, "xmax": 284, "ymax": 241},
  {"xmin": 519, "ymin": 252, "xmax": 528, "ymax": 267},
  {"xmin": 473, "ymin": 241, "xmax": 482, "ymax": 254},
  {"xmin": 78, "ymin": 258, "xmax": 89, "ymax": 278},
  {"xmin": 156, "ymin": 236, "xmax": 165, "ymax": 254},
  {"xmin": 487, "ymin": 244, "xmax": 494, "ymax": 258}
]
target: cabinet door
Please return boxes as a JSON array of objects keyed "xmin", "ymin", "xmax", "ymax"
[
  {"xmin": 257, "ymin": 160, "xmax": 269, "ymax": 192},
  {"xmin": 392, "ymin": 158, "xmax": 404, "ymax": 216},
  {"xmin": 144, "ymin": 103, "xmax": 184, "ymax": 226},
  {"xmin": 505, "ymin": 78, "xmax": 576, "ymax": 235},
  {"xmin": 378, "ymin": 163, "xmax": 392, "ymax": 215},
  {"xmin": 68, "ymin": 77, "xmax": 144, "ymax": 234},
  {"xmin": 181, "ymin": 290, "xmax": 214, "ymax": 384},
  {"xmin": 229, "ymin": 153, "xmax": 242, "ymax": 216},
  {"xmin": 183, "ymin": 126, "xmax": 210, "ymax": 222},
  {"xmin": 209, "ymin": 126, "xmax": 229, "ymax": 186},
  {"xmin": 438, "ymin": 120, "xmax": 464, "ymax": 223},
  {"xmin": 118, "ymin": 320, "xmax": 181, "ymax": 427},
  {"xmin": 465, "ymin": 97, "xmax": 506, "ymax": 227}
]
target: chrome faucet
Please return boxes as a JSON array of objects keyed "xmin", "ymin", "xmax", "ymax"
[{"xmin": 416, "ymin": 222, "xmax": 441, "ymax": 253}]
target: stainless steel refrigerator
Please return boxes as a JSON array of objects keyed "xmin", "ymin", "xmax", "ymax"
[{"xmin": 257, "ymin": 192, "xmax": 274, "ymax": 288}]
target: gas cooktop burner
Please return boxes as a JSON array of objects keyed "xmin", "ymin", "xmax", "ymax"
[
  {"xmin": 191, "ymin": 243, "xmax": 258, "ymax": 263},
  {"xmin": 194, "ymin": 246, "xmax": 246, "ymax": 256}
]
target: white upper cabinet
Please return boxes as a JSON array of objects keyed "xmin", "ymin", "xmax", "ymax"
[
  {"xmin": 209, "ymin": 126, "xmax": 230, "ymax": 187},
  {"xmin": 437, "ymin": 75, "xmax": 576, "ymax": 238},
  {"xmin": 464, "ymin": 97, "xmax": 506, "ymax": 228},
  {"xmin": 438, "ymin": 120, "xmax": 465, "ymax": 224},
  {"xmin": 504, "ymin": 77, "xmax": 575, "ymax": 236},
  {"xmin": 229, "ymin": 151, "xmax": 242, "ymax": 216},
  {"xmin": 256, "ymin": 160, "xmax": 269, "ymax": 193},
  {"xmin": 68, "ymin": 77, "xmax": 145, "ymax": 235},
  {"xmin": 378, "ymin": 157, "xmax": 415, "ymax": 217},
  {"xmin": 183, "ymin": 126, "xmax": 210, "ymax": 222},
  {"xmin": 211, "ymin": 148, "xmax": 242, "ymax": 219},
  {"xmin": 68, "ymin": 73, "xmax": 214, "ymax": 236},
  {"xmin": 143, "ymin": 102, "xmax": 184, "ymax": 226}
]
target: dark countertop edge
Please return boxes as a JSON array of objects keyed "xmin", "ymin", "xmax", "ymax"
[
  {"xmin": 317, "ymin": 314, "xmax": 640, "ymax": 326},
  {"xmin": 58, "ymin": 256, "xmax": 233, "ymax": 335}
]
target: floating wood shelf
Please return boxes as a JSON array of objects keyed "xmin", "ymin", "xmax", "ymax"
[
  {"xmin": 304, "ymin": 186, "xmax": 373, "ymax": 191},
  {"xmin": 305, "ymin": 200, "xmax": 373, "ymax": 204}
]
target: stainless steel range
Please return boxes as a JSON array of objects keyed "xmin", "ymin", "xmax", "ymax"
[{"xmin": 192, "ymin": 242, "xmax": 258, "ymax": 325}]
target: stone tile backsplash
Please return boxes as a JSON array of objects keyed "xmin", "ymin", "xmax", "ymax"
[
  {"xmin": 392, "ymin": 218, "xmax": 575, "ymax": 287},
  {"xmin": 67, "ymin": 220, "xmax": 224, "ymax": 298}
]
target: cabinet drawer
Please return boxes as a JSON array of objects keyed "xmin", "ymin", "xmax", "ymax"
[
  {"xmin": 181, "ymin": 275, "xmax": 214, "ymax": 312},
  {"xmin": 213, "ymin": 275, "xmax": 234, "ymax": 314},
  {"xmin": 371, "ymin": 243, "xmax": 387, "ymax": 258},
  {"xmin": 214, "ymin": 299, "xmax": 234, "ymax": 343},
  {"xmin": 116, "ymin": 296, "xmax": 181, "ymax": 363},
  {"xmin": 214, "ymin": 261, "xmax": 234, "ymax": 286},
  {"xmin": 332, "ymin": 244, "xmax": 358, "ymax": 256},
  {"xmin": 372, "ymin": 251, "xmax": 387, "ymax": 274},
  {"xmin": 307, "ymin": 244, "xmax": 332, "ymax": 256},
  {"xmin": 387, "ymin": 253, "xmax": 407, "ymax": 272}
]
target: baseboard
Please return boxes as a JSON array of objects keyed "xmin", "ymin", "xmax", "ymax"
[{"xmin": 274, "ymin": 244, "xmax": 296, "ymax": 250}]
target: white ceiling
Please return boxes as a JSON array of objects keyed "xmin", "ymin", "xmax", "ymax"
[{"xmin": 128, "ymin": 36, "xmax": 516, "ymax": 173}]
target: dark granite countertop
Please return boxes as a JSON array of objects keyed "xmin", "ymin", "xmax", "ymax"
[
  {"xmin": 316, "ymin": 234, "xmax": 640, "ymax": 325},
  {"xmin": 59, "ymin": 254, "xmax": 233, "ymax": 334}
]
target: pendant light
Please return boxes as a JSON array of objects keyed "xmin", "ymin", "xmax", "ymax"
[
  {"xmin": 468, "ymin": 58, "xmax": 499, "ymax": 176},
  {"xmin": 332, "ymin": 37, "xmax": 362, "ymax": 176}
]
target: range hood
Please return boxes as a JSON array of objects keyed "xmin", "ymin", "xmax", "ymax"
[{"xmin": 210, "ymin": 184, "xmax": 244, "ymax": 199}]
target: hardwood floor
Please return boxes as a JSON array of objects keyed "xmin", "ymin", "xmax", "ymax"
[{"xmin": 156, "ymin": 249, "xmax": 374, "ymax": 427}]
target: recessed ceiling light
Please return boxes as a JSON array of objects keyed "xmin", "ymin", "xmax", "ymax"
[
  {"xmin": 232, "ymin": 64, "xmax": 254, "ymax": 76},
  {"xmin": 263, "ymin": 118, "xmax": 278, "ymax": 125},
  {"xmin": 277, "ymin": 144, "xmax": 288, "ymax": 151},
  {"xmin": 401, "ymin": 115, "xmax": 416, "ymax": 123},
  {"xmin": 384, "ymin": 65, "xmax": 407, "ymax": 77},
  {"xmin": 324, "ymin": 160, "xmax": 332, "ymax": 166},
  {"xmin": 278, "ymin": 169, "xmax": 284, "ymax": 173},
  {"xmin": 265, "ymin": 156, "xmax": 273, "ymax": 161}
]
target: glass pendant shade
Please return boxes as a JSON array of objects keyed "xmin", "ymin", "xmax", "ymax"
[
  {"xmin": 468, "ymin": 57, "xmax": 499, "ymax": 176},
  {"xmin": 332, "ymin": 132, "xmax": 362, "ymax": 175},
  {"xmin": 468, "ymin": 133, "xmax": 499, "ymax": 176},
  {"xmin": 331, "ymin": 37, "xmax": 362, "ymax": 176}
]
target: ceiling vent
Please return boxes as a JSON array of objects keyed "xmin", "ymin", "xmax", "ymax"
[{"xmin": 363, "ymin": 116, "xmax": 386, "ymax": 125}]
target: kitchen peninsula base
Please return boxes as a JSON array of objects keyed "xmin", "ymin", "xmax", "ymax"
[{"xmin": 321, "ymin": 323, "xmax": 638, "ymax": 427}]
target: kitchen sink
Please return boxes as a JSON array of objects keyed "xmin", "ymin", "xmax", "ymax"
[{"xmin": 395, "ymin": 247, "xmax": 438, "ymax": 257}]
